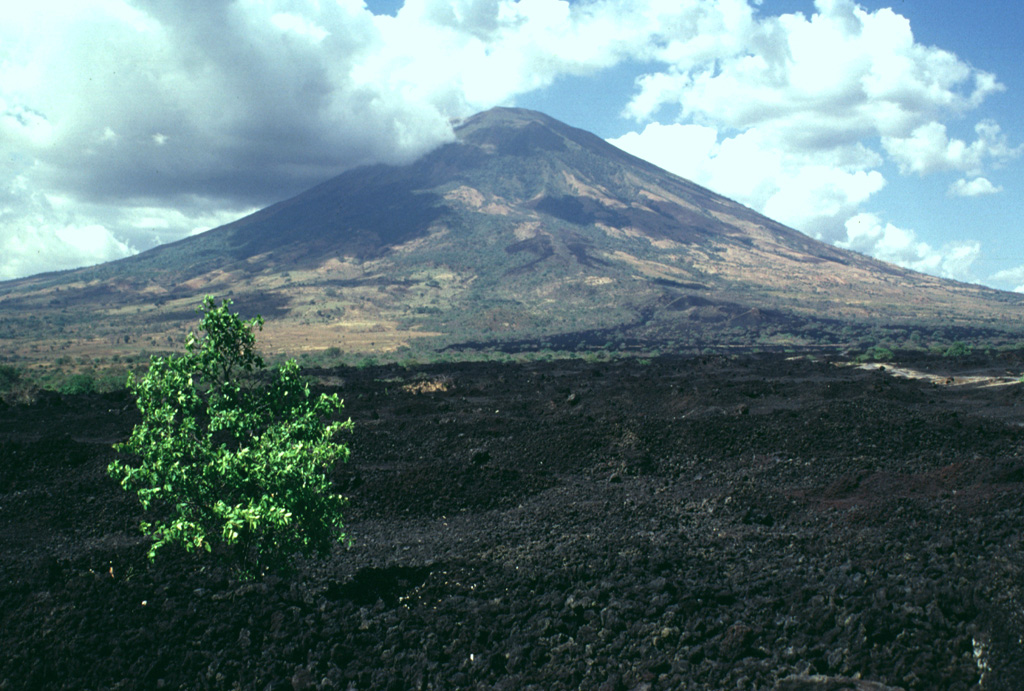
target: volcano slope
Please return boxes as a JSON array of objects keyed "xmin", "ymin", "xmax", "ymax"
[
  {"xmin": 2, "ymin": 352, "xmax": 1024, "ymax": 690},
  {"xmin": 4, "ymin": 107, "xmax": 1024, "ymax": 365}
]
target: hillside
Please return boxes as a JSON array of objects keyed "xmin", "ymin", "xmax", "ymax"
[{"xmin": 1, "ymin": 108, "xmax": 1022, "ymax": 365}]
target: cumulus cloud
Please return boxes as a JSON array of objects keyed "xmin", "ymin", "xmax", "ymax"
[
  {"xmin": 0, "ymin": 181, "xmax": 136, "ymax": 280},
  {"xmin": 3, "ymin": 0, "xmax": 509, "ymax": 279},
  {"xmin": 882, "ymin": 120, "xmax": 1020, "ymax": 176},
  {"xmin": 610, "ymin": 0, "xmax": 1015, "ymax": 275},
  {"xmin": 610, "ymin": 124, "xmax": 885, "ymax": 240},
  {"xmin": 839, "ymin": 213, "xmax": 980, "ymax": 281},
  {"xmin": 948, "ymin": 177, "xmax": 1002, "ymax": 197},
  {"xmin": 626, "ymin": 1, "xmax": 1003, "ymax": 140},
  {"xmin": 990, "ymin": 266, "xmax": 1024, "ymax": 294},
  {"xmin": 0, "ymin": 164, "xmax": 264, "ymax": 279},
  {"xmin": 609, "ymin": 123, "xmax": 721, "ymax": 184},
  {"xmin": 0, "ymin": 225, "xmax": 132, "ymax": 281},
  {"xmin": 6, "ymin": 0, "xmax": 458, "ymax": 205}
]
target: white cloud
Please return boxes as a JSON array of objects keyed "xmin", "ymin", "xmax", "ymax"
[
  {"xmin": 761, "ymin": 165, "xmax": 885, "ymax": 240},
  {"xmin": 1, "ymin": 0, "xmax": 453, "ymax": 278},
  {"xmin": 839, "ymin": 212, "xmax": 980, "ymax": 281},
  {"xmin": 0, "ymin": 169, "xmax": 256, "ymax": 280},
  {"xmin": 882, "ymin": 120, "xmax": 1020, "ymax": 176},
  {"xmin": 948, "ymin": 177, "xmax": 1002, "ymax": 197},
  {"xmin": 610, "ymin": 124, "xmax": 885, "ymax": 242},
  {"xmin": 609, "ymin": 122, "xmax": 720, "ymax": 183},
  {"xmin": 0, "ymin": 224, "xmax": 133, "ymax": 281},
  {"xmin": 990, "ymin": 266, "xmax": 1024, "ymax": 294},
  {"xmin": 627, "ymin": 1, "xmax": 1004, "ymax": 142},
  {"xmin": 270, "ymin": 12, "xmax": 330, "ymax": 43},
  {"xmin": 0, "ymin": 182, "xmax": 137, "ymax": 279},
  {"xmin": 611, "ymin": 0, "xmax": 1016, "ymax": 278}
]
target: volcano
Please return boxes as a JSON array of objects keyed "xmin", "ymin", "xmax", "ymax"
[{"xmin": 2, "ymin": 107, "xmax": 1021, "ymax": 361}]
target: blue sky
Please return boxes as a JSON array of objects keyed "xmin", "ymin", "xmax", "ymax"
[{"xmin": 2, "ymin": 0, "xmax": 1022, "ymax": 291}]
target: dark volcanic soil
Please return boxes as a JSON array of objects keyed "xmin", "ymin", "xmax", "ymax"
[{"xmin": 3, "ymin": 353, "xmax": 1024, "ymax": 690}]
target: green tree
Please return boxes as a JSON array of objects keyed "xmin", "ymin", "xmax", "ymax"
[
  {"xmin": 60, "ymin": 373, "xmax": 97, "ymax": 395},
  {"xmin": 855, "ymin": 345, "xmax": 895, "ymax": 363},
  {"xmin": 944, "ymin": 341, "xmax": 972, "ymax": 358},
  {"xmin": 0, "ymin": 364, "xmax": 20, "ymax": 390},
  {"xmin": 109, "ymin": 297, "xmax": 352, "ymax": 577}
]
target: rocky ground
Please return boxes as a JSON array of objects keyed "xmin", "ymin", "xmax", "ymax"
[{"xmin": 2, "ymin": 352, "xmax": 1024, "ymax": 690}]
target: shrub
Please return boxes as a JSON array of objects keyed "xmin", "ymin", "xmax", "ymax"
[
  {"xmin": 59, "ymin": 373, "xmax": 97, "ymax": 395},
  {"xmin": 944, "ymin": 341, "xmax": 972, "ymax": 358},
  {"xmin": 855, "ymin": 345, "xmax": 894, "ymax": 363},
  {"xmin": 109, "ymin": 296, "xmax": 353, "ymax": 578},
  {"xmin": 0, "ymin": 365, "xmax": 39, "ymax": 406},
  {"xmin": 0, "ymin": 364, "xmax": 20, "ymax": 390}
]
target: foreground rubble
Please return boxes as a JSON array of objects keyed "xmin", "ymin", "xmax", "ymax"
[{"xmin": 2, "ymin": 353, "xmax": 1023, "ymax": 689}]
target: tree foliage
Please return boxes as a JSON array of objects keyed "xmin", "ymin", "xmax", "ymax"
[{"xmin": 109, "ymin": 296, "xmax": 352, "ymax": 577}]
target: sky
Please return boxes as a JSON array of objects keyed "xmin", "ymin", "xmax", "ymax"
[{"xmin": 2, "ymin": 0, "xmax": 1022, "ymax": 291}]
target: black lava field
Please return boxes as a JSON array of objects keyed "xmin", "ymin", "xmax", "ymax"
[{"xmin": 2, "ymin": 353, "xmax": 1024, "ymax": 690}]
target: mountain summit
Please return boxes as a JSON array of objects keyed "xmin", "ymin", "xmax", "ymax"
[{"xmin": 2, "ymin": 107, "xmax": 1022, "ymax": 360}]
